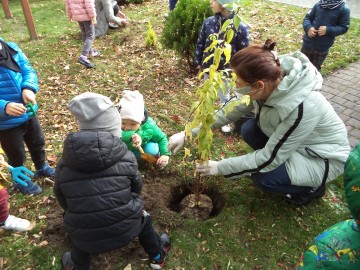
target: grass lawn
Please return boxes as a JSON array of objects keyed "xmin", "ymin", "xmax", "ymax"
[{"xmin": 0, "ymin": 0, "xmax": 359, "ymax": 269}]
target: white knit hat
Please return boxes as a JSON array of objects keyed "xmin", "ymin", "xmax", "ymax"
[
  {"xmin": 67, "ymin": 92, "xmax": 122, "ymax": 138},
  {"xmin": 118, "ymin": 90, "xmax": 144, "ymax": 124}
]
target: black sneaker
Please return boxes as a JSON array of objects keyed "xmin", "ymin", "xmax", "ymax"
[
  {"xmin": 284, "ymin": 185, "xmax": 326, "ymax": 206},
  {"xmin": 78, "ymin": 56, "xmax": 94, "ymax": 68},
  {"xmin": 150, "ymin": 233, "xmax": 171, "ymax": 269}
]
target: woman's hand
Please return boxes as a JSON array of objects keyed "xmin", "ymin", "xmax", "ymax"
[
  {"xmin": 157, "ymin": 155, "xmax": 169, "ymax": 167},
  {"xmin": 132, "ymin": 133, "xmax": 142, "ymax": 147},
  {"xmin": 168, "ymin": 131, "xmax": 185, "ymax": 154},
  {"xmin": 5, "ymin": 102, "xmax": 27, "ymax": 116},
  {"xmin": 196, "ymin": 160, "xmax": 219, "ymax": 176}
]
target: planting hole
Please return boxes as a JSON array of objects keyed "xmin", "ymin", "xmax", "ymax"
[{"xmin": 168, "ymin": 182, "xmax": 226, "ymax": 221}]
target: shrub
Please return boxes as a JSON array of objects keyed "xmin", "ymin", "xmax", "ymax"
[
  {"xmin": 146, "ymin": 21, "xmax": 157, "ymax": 48},
  {"xmin": 161, "ymin": 0, "xmax": 212, "ymax": 69}
]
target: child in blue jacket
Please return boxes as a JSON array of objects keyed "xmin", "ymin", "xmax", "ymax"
[
  {"xmin": 0, "ymin": 38, "xmax": 55, "ymax": 195},
  {"xmin": 301, "ymin": 0, "xmax": 350, "ymax": 71},
  {"xmin": 194, "ymin": 0, "xmax": 250, "ymax": 133}
]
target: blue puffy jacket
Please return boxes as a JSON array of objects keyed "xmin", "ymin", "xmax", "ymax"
[
  {"xmin": 0, "ymin": 39, "xmax": 39, "ymax": 130},
  {"xmin": 302, "ymin": 3, "xmax": 350, "ymax": 52}
]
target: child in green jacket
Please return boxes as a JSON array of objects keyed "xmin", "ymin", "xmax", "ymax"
[
  {"xmin": 118, "ymin": 90, "xmax": 171, "ymax": 167},
  {"xmin": 296, "ymin": 143, "xmax": 360, "ymax": 269}
]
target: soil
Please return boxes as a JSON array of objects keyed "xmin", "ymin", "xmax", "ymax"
[{"xmin": 42, "ymin": 167, "xmax": 226, "ymax": 269}]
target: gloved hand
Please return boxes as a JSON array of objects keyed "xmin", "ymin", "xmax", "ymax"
[
  {"xmin": 168, "ymin": 131, "xmax": 185, "ymax": 154},
  {"xmin": 195, "ymin": 160, "xmax": 219, "ymax": 177},
  {"xmin": 9, "ymin": 165, "xmax": 33, "ymax": 187}
]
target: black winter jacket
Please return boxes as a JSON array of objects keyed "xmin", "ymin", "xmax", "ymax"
[{"xmin": 54, "ymin": 131, "xmax": 144, "ymax": 253}]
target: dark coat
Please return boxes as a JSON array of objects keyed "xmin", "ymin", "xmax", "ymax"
[
  {"xmin": 194, "ymin": 12, "xmax": 250, "ymax": 70},
  {"xmin": 302, "ymin": 3, "xmax": 350, "ymax": 52},
  {"xmin": 54, "ymin": 131, "xmax": 144, "ymax": 253}
]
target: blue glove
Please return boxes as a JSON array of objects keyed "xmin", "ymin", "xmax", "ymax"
[{"xmin": 8, "ymin": 165, "xmax": 34, "ymax": 187}]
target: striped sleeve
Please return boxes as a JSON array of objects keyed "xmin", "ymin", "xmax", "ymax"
[{"xmin": 218, "ymin": 102, "xmax": 320, "ymax": 179}]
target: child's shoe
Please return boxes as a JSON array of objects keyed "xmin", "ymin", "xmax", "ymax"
[
  {"xmin": 150, "ymin": 233, "xmax": 171, "ymax": 269},
  {"xmin": 14, "ymin": 180, "xmax": 42, "ymax": 195},
  {"xmin": 62, "ymin": 252, "xmax": 75, "ymax": 270},
  {"xmin": 1, "ymin": 215, "xmax": 32, "ymax": 231},
  {"xmin": 35, "ymin": 163, "xmax": 55, "ymax": 178},
  {"xmin": 78, "ymin": 55, "xmax": 94, "ymax": 68},
  {"xmin": 220, "ymin": 124, "xmax": 232, "ymax": 133}
]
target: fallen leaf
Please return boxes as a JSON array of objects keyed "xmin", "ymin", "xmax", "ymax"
[
  {"xmin": 38, "ymin": 241, "xmax": 48, "ymax": 247},
  {"xmin": 172, "ymin": 115, "xmax": 182, "ymax": 122}
]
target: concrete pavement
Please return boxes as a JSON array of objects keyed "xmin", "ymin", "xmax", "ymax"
[
  {"xmin": 321, "ymin": 61, "xmax": 360, "ymax": 148},
  {"xmin": 270, "ymin": 0, "xmax": 360, "ymax": 18}
]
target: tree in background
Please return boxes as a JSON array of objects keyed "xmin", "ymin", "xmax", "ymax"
[{"xmin": 161, "ymin": 0, "xmax": 213, "ymax": 69}]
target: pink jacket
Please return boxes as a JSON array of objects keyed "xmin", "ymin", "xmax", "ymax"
[{"xmin": 65, "ymin": 0, "xmax": 96, "ymax": 22}]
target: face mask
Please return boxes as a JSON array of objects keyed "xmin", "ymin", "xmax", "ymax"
[{"xmin": 235, "ymin": 85, "xmax": 252, "ymax": 95}]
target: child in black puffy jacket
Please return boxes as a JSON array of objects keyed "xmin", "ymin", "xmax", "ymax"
[{"xmin": 54, "ymin": 92, "xmax": 170, "ymax": 270}]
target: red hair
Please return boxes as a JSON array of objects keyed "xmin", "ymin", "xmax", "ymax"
[{"xmin": 230, "ymin": 39, "xmax": 281, "ymax": 84}]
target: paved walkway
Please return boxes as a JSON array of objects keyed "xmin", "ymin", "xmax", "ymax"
[
  {"xmin": 270, "ymin": 0, "xmax": 360, "ymax": 18},
  {"xmin": 322, "ymin": 62, "xmax": 360, "ymax": 148}
]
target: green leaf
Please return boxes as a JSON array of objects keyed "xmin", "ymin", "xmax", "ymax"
[
  {"xmin": 233, "ymin": 14, "xmax": 241, "ymax": 30},
  {"xmin": 226, "ymin": 29, "xmax": 234, "ymax": 44},
  {"xmin": 213, "ymin": 47, "xmax": 222, "ymax": 67},
  {"xmin": 221, "ymin": 19, "xmax": 231, "ymax": 32},
  {"xmin": 203, "ymin": 40, "xmax": 214, "ymax": 53},
  {"xmin": 184, "ymin": 147, "xmax": 191, "ymax": 159},
  {"xmin": 202, "ymin": 54, "xmax": 214, "ymax": 64},
  {"xmin": 223, "ymin": 43, "xmax": 232, "ymax": 64}
]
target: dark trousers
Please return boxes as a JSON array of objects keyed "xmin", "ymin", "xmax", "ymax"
[
  {"xmin": 71, "ymin": 213, "xmax": 161, "ymax": 270},
  {"xmin": 113, "ymin": 4, "xmax": 119, "ymax": 16},
  {"xmin": 240, "ymin": 118, "xmax": 312, "ymax": 194},
  {"xmin": 301, "ymin": 47, "xmax": 328, "ymax": 71},
  {"xmin": 169, "ymin": 0, "xmax": 178, "ymax": 11},
  {"xmin": 0, "ymin": 117, "xmax": 46, "ymax": 170}
]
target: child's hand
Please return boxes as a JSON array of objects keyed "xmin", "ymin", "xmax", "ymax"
[
  {"xmin": 307, "ymin": 27, "xmax": 317, "ymax": 38},
  {"xmin": 22, "ymin": 89, "xmax": 36, "ymax": 105},
  {"xmin": 5, "ymin": 102, "xmax": 27, "ymax": 116},
  {"xmin": 157, "ymin": 155, "xmax": 169, "ymax": 167},
  {"xmin": 91, "ymin": 17, "xmax": 97, "ymax": 25},
  {"xmin": 131, "ymin": 134, "xmax": 142, "ymax": 147},
  {"xmin": 318, "ymin": 26, "xmax": 327, "ymax": 36}
]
